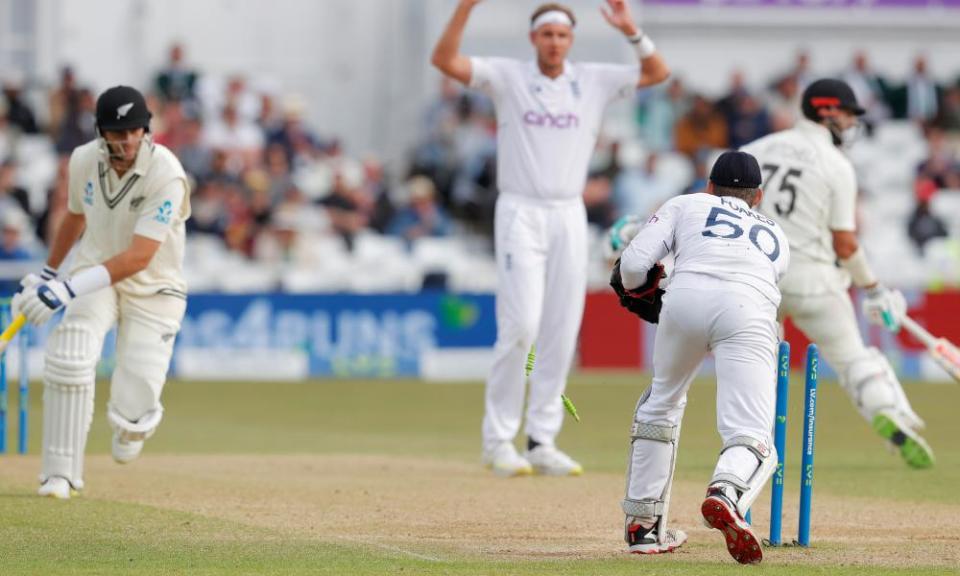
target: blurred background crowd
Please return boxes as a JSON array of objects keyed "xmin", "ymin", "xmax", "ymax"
[{"xmin": 3, "ymin": 44, "xmax": 960, "ymax": 292}]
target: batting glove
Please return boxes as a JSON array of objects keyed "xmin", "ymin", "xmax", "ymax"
[
  {"xmin": 605, "ymin": 214, "xmax": 643, "ymax": 259},
  {"xmin": 14, "ymin": 278, "xmax": 76, "ymax": 327},
  {"xmin": 14, "ymin": 264, "xmax": 57, "ymax": 295},
  {"xmin": 862, "ymin": 285, "xmax": 906, "ymax": 332}
]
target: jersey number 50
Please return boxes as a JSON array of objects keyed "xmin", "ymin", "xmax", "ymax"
[{"xmin": 702, "ymin": 207, "xmax": 781, "ymax": 262}]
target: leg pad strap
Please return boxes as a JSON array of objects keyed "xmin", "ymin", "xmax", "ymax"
[{"xmin": 622, "ymin": 498, "xmax": 665, "ymax": 518}]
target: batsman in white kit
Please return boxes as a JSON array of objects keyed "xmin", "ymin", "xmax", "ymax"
[
  {"xmin": 12, "ymin": 86, "xmax": 190, "ymax": 499},
  {"xmin": 741, "ymin": 78, "xmax": 934, "ymax": 469},
  {"xmin": 432, "ymin": 0, "xmax": 670, "ymax": 476},
  {"xmin": 613, "ymin": 151, "xmax": 789, "ymax": 563}
]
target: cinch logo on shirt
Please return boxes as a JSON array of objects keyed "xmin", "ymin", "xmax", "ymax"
[
  {"xmin": 84, "ymin": 181, "xmax": 95, "ymax": 206},
  {"xmin": 155, "ymin": 200, "xmax": 173, "ymax": 225},
  {"xmin": 522, "ymin": 111, "xmax": 580, "ymax": 129}
]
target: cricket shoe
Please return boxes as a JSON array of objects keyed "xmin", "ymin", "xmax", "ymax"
[
  {"xmin": 38, "ymin": 476, "xmax": 77, "ymax": 500},
  {"xmin": 625, "ymin": 520, "xmax": 687, "ymax": 555},
  {"xmin": 112, "ymin": 432, "xmax": 144, "ymax": 464},
  {"xmin": 872, "ymin": 411, "xmax": 935, "ymax": 470},
  {"xmin": 482, "ymin": 442, "xmax": 533, "ymax": 478},
  {"xmin": 525, "ymin": 445, "xmax": 583, "ymax": 476},
  {"xmin": 701, "ymin": 487, "xmax": 763, "ymax": 564}
]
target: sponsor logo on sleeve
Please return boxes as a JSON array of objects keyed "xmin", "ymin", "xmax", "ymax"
[
  {"xmin": 84, "ymin": 181, "xmax": 95, "ymax": 206},
  {"xmin": 154, "ymin": 200, "xmax": 173, "ymax": 225}
]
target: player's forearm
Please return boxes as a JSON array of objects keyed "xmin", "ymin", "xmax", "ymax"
[
  {"xmin": 103, "ymin": 236, "xmax": 163, "ymax": 284},
  {"xmin": 621, "ymin": 234, "xmax": 669, "ymax": 290},
  {"xmin": 833, "ymin": 229, "xmax": 877, "ymax": 288},
  {"xmin": 102, "ymin": 251, "xmax": 152, "ymax": 284},
  {"xmin": 431, "ymin": 0, "xmax": 476, "ymax": 81},
  {"xmin": 46, "ymin": 211, "xmax": 86, "ymax": 270},
  {"xmin": 638, "ymin": 52, "xmax": 670, "ymax": 88},
  {"xmin": 838, "ymin": 247, "xmax": 878, "ymax": 289}
]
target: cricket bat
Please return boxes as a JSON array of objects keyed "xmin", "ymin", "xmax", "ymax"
[
  {"xmin": 0, "ymin": 313, "xmax": 26, "ymax": 355},
  {"xmin": 900, "ymin": 315, "xmax": 960, "ymax": 383}
]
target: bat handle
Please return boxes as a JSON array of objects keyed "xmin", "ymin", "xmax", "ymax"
[
  {"xmin": 881, "ymin": 310, "xmax": 897, "ymax": 332},
  {"xmin": 900, "ymin": 315, "xmax": 938, "ymax": 349}
]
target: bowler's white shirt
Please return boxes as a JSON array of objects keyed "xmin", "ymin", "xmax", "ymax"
[
  {"xmin": 470, "ymin": 57, "xmax": 637, "ymax": 201},
  {"xmin": 622, "ymin": 193, "xmax": 790, "ymax": 306}
]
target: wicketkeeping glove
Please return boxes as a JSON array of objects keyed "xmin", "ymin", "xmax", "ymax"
[{"xmin": 610, "ymin": 258, "xmax": 666, "ymax": 324}]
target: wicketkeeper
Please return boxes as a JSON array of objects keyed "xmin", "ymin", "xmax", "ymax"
[
  {"xmin": 613, "ymin": 151, "xmax": 790, "ymax": 564},
  {"xmin": 12, "ymin": 85, "xmax": 190, "ymax": 499}
]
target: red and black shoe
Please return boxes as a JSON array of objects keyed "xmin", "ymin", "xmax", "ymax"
[
  {"xmin": 701, "ymin": 487, "xmax": 763, "ymax": 564},
  {"xmin": 626, "ymin": 520, "xmax": 687, "ymax": 555}
]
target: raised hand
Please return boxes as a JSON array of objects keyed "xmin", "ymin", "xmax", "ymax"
[{"xmin": 600, "ymin": 0, "xmax": 639, "ymax": 37}]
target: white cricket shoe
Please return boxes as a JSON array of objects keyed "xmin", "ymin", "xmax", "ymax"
[
  {"xmin": 112, "ymin": 433, "xmax": 144, "ymax": 464},
  {"xmin": 626, "ymin": 521, "xmax": 687, "ymax": 555},
  {"xmin": 525, "ymin": 445, "xmax": 584, "ymax": 476},
  {"xmin": 38, "ymin": 477, "xmax": 76, "ymax": 500},
  {"xmin": 482, "ymin": 442, "xmax": 533, "ymax": 478}
]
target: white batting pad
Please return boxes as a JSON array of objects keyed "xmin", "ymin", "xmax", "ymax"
[{"xmin": 40, "ymin": 323, "xmax": 99, "ymax": 490}]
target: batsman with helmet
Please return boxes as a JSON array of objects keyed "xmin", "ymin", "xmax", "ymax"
[
  {"xmin": 742, "ymin": 78, "xmax": 934, "ymax": 469},
  {"xmin": 12, "ymin": 85, "xmax": 190, "ymax": 499},
  {"xmin": 614, "ymin": 151, "xmax": 790, "ymax": 563}
]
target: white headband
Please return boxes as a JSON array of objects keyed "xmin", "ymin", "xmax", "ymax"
[{"xmin": 531, "ymin": 10, "xmax": 574, "ymax": 32}]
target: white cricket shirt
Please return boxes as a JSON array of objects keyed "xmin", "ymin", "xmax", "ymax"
[
  {"xmin": 67, "ymin": 139, "xmax": 191, "ymax": 298},
  {"xmin": 622, "ymin": 193, "xmax": 790, "ymax": 306},
  {"xmin": 470, "ymin": 58, "xmax": 637, "ymax": 201},
  {"xmin": 741, "ymin": 119, "xmax": 857, "ymax": 266}
]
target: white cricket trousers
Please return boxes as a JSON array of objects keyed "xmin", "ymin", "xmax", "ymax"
[
  {"xmin": 40, "ymin": 287, "xmax": 186, "ymax": 486},
  {"xmin": 626, "ymin": 274, "xmax": 779, "ymax": 502},
  {"xmin": 778, "ymin": 265, "xmax": 921, "ymax": 424},
  {"xmin": 482, "ymin": 193, "xmax": 587, "ymax": 451}
]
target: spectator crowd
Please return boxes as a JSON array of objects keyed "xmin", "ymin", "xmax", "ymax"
[{"xmin": 2, "ymin": 46, "xmax": 960, "ymax": 289}]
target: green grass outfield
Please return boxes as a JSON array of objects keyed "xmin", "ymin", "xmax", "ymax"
[{"xmin": 1, "ymin": 373, "xmax": 958, "ymax": 575}]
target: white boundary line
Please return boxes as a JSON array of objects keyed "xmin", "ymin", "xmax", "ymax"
[{"xmin": 335, "ymin": 535, "xmax": 445, "ymax": 563}]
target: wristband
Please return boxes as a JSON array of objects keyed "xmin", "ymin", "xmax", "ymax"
[
  {"xmin": 628, "ymin": 31, "xmax": 656, "ymax": 59},
  {"xmin": 838, "ymin": 247, "xmax": 877, "ymax": 288},
  {"xmin": 66, "ymin": 265, "xmax": 112, "ymax": 298},
  {"xmin": 41, "ymin": 265, "xmax": 58, "ymax": 281}
]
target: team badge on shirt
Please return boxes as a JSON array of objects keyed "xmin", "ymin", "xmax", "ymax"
[
  {"xmin": 130, "ymin": 196, "xmax": 146, "ymax": 211},
  {"xmin": 84, "ymin": 181, "xmax": 95, "ymax": 206}
]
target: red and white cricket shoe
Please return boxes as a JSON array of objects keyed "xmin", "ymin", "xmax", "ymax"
[{"xmin": 701, "ymin": 487, "xmax": 763, "ymax": 564}]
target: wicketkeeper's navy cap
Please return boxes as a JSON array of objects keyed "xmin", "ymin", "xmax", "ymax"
[{"xmin": 709, "ymin": 150, "xmax": 762, "ymax": 189}]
